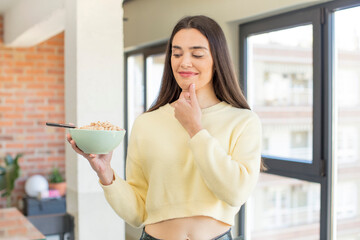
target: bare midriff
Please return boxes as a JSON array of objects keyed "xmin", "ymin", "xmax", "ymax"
[{"xmin": 144, "ymin": 216, "xmax": 231, "ymax": 240}]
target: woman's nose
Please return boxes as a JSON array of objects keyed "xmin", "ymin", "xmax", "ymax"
[{"xmin": 180, "ymin": 55, "xmax": 192, "ymax": 68}]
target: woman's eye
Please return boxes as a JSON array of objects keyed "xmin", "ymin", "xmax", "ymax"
[
  {"xmin": 172, "ymin": 54, "xmax": 181, "ymax": 58},
  {"xmin": 192, "ymin": 51, "xmax": 204, "ymax": 58}
]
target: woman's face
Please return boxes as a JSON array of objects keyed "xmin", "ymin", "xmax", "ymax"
[{"xmin": 171, "ymin": 28, "xmax": 214, "ymax": 92}]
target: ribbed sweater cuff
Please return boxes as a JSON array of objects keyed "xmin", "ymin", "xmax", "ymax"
[
  {"xmin": 189, "ymin": 129, "xmax": 210, "ymax": 143},
  {"xmin": 99, "ymin": 171, "xmax": 123, "ymax": 193}
]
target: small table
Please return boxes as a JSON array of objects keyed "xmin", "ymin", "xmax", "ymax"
[{"xmin": 0, "ymin": 207, "xmax": 45, "ymax": 240}]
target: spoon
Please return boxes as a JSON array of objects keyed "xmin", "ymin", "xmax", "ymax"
[{"xmin": 46, "ymin": 122, "xmax": 76, "ymax": 129}]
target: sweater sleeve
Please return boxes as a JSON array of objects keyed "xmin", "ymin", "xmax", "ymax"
[
  {"xmin": 100, "ymin": 122, "xmax": 148, "ymax": 228},
  {"xmin": 189, "ymin": 112, "xmax": 262, "ymax": 207}
]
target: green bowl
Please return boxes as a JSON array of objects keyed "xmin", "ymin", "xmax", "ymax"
[{"xmin": 69, "ymin": 129, "xmax": 126, "ymax": 154}]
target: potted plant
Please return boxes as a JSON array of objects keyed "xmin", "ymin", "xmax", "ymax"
[
  {"xmin": 0, "ymin": 154, "xmax": 22, "ymax": 207},
  {"xmin": 48, "ymin": 167, "xmax": 66, "ymax": 197}
]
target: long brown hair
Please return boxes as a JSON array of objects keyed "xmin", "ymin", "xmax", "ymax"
[{"xmin": 147, "ymin": 15, "xmax": 250, "ymax": 112}]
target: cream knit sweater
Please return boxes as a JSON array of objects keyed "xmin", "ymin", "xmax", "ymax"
[{"xmin": 100, "ymin": 102, "xmax": 262, "ymax": 228}]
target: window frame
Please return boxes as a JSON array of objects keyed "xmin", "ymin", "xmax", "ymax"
[
  {"xmin": 239, "ymin": 7, "xmax": 323, "ymax": 180},
  {"xmin": 323, "ymin": 1, "xmax": 360, "ymax": 239},
  {"xmin": 238, "ymin": 0, "xmax": 360, "ymax": 239}
]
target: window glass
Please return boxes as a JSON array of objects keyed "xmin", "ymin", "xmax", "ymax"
[
  {"xmin": 127, "ymin": 54, "xmax": 144, "ymax": 138},
  {"xmin": 247, "ymin": 25, "xmax": 313, "ymax": 163},
  {"xmin": 333, "ymin": 6, "xmax": 360, "ymax": 239},
  {"xmin": 146, "ymin": 53, "xmax": 165, "ymax": 110},
  {"xmin": 248, "ymin": 173, "xmax": 320, "ymax": 239},
  {"xmin": 124, "ymin": 46, "xmax": 166, "ymax": 240}
]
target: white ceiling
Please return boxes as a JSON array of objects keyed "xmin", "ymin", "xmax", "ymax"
[
  {"xmin": 0, "ymin": 0, "xmax": 129, "ymax": 14},
  {"xmin": 0, "ymin": 0, "xmax": 19, "ymax": 14}
]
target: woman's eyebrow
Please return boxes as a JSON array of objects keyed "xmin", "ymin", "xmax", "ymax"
[
  {"xmin": 190, "ymin": 46, "xmax": 208, "ymax": 50},
  {"xmin": 172, "ymin": 45, "xmax": 208, "ymax": 51}
]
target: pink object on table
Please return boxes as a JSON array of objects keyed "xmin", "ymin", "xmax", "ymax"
[{"xmin": 38, "ymin": 189, "xmax": 61, "ymax": 199}]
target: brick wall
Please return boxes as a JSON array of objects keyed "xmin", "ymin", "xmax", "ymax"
[{"xmin": 0, "ymin": 15, "xmax": 65, "ymax": 208}]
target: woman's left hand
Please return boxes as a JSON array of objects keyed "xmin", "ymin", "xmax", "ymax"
[{"xmin": 174, "ymin": 83, "xmax": 203, "ymax": 138}]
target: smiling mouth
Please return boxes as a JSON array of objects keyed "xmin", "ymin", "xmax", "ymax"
[{"xmin": 179, "ymin": 72, "xmax": 198, "ymax": 78}]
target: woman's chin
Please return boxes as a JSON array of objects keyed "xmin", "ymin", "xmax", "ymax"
[{"xmin": 179, "ymin": 82, "xmax": 195, "ymax": 91}]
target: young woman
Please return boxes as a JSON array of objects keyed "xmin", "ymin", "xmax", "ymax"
[{"xmin": 68, "ymin": 15, "xmax": 262, "ymax": 240}]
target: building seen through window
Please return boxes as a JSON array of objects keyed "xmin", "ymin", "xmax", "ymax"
[
  {"xmin": 334, "ymin": 6, "xmax": 360, "ymax": 240},
  {"xmin": 246, "ymin": 5, "xmax": 360, "ymax": 239},
  {"xmin": 248, "ymin": 24, "xmax": 313, "ymax": 163}
]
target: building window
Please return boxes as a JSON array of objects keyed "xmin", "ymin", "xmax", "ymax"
[
  {"xmin": 240, "ymin": 1, "xmax": 360, "ymax": 239},
  {"xmin": 291, "ymin": 131, "xmax": 309, "ymax": 148}
]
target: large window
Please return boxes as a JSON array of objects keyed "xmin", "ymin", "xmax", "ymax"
[
  {"xmin": 247, "ymin": 24, "xmax": 314, "ymax": 163},
  {"xmin": 146, "ymin": 53, "xmax": 166, "ymax": 110},
  {"xmin": 126, "ymin": 54, "xmax": 144, "ymax": 140},
  {"xmin": 125, "ymin": 44, "xmax": 166, "ymax": 140},
  {"xmin": 124, "ymin": 44, "xmax": 166, "ymax": 239},
  {"xmin": 240, "ymin": 0, "xmax": 360, "ymax": 239},
  {"xmin": 333, "ymin": 5, "xmax": 360, "ymax": 240},
  {"xmin": 249, "ymin": 174, "xmax": 320, "ymax": 239}
]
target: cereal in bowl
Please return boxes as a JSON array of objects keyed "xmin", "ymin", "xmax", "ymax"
[{"xmin": 79, "ymin": 121, "xmax": 123, "ymax": 131}]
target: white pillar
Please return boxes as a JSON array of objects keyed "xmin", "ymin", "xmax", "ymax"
[{"xmin": 64, "ymin": 0, "xmax": 125, "ymax": 239}]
